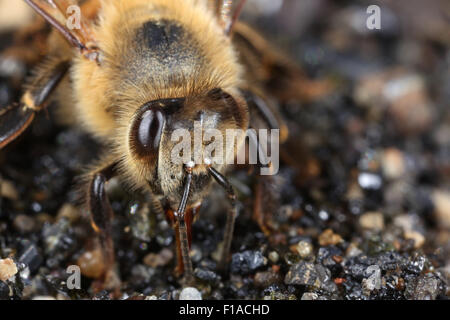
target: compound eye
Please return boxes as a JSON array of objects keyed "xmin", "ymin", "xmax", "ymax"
[{"xmin": 131, "ymin": 107, "xmax": 165, "ymax": 158}]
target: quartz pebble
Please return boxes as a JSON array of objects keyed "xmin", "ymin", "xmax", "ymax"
[
  {"xmin": 56, "ymin": 203, "xmax": 80, "ymax": 222},
  {"xmin": 404, "ymin": 230, "xmax": 425, "ymax": 249},
  {"xmin": 296, "ymin": 241, "xmax": 313, "ymax": 258},
  {"xmin": 359, "ymin": 212, "xmax": 385, "ymax": 231},
  {"xmin": 318, "ymin": 229, "xmax": 343, "ymax": 246},
  {"xmin": 0, "ymin": 179, "xmax": 19, "ymax": 200},
  {"xmin": 362, "ymin": 265, "xmax": 382, "ymax": 293},
  {"xmin": 268, "ymin": 251, "xmax": 279, "ymax": 263},
  {"xmin": 381, "ymin": 148, "xmax": 406, "ymax": 179},
  {"xmin": 179, "ymin": 287, "xmax": 202, "ymax": 300},
  {"xmin": 301, "ymin": 292, "xmax": 319, "ymax": 300},
  {"xmin": 405, "ymin": 274, "xmax": 442, "ymax": 300},
  {"xmin": 432, "ymin": 190, "xmax": 450, "ymax": 229},
  {"xmin": 0, "ymin": 258, "xmax": 18, "ymax": 281}
]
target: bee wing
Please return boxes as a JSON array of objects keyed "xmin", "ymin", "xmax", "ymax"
[
  {"xmin": 24, "ymin": 0, "xmax": 100, "ymax": 61},
  {"xmin": 209, "ymin": 0, "xmax": 247, "ymax": 34}
]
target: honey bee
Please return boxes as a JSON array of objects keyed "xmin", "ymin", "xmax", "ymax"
[{"xmin": 0, "ymin": 0, "xmax": 330, "ymax": 288}]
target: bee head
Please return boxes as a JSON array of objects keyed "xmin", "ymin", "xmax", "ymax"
[{"xmin": 128, "ymin": 88, "xmax": 248, "ymax": 205}]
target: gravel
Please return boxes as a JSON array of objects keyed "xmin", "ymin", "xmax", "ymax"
[{"xmin": 231, "ymin": 251, "xmax": 266, "ymax": 275}]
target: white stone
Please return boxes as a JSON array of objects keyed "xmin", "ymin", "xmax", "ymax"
[{"xmin": 179, "ymin": 287, "xmax": 202, "ymax": 300}]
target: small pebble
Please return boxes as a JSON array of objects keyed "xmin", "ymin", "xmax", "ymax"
[
  {"xmin": 296, "ymin": 241, "xmax": 313, "ymax": 258},
  {"xmin": 359, "ymin": 212, "xmax": 384, "ymax": 231},
  {"xmin": 143, "ymin": 248, "xmax": 174, "ymax": 268},
  {"xmin": 404, "ymin": 230, "xmax": 425, "ymax": 249},
  {"xmin": 0, "ymin": 258, "xmax": 18, "ymax": 281},
  {"xmin": 362, "ymin": 265, "xmax": 382, "ymax": 293},
  {"xmin": 13, "ymin": 214, "xmax": 36, "ymax": 233},
  {"xmin": 56, "ymin": 203, "xmax": 80, "ymax": 222},
  {"xmin": 254, "ymin": 271, "xmax": 282, "ymax": 288},
  {"xmin": 318, "ymin": 229, "xmax": 343, "ymax": 246},
  {"xmin": 284, "ymin": 261, "xmax": 320, "ymax": 287},
  {"xmin": 32, "ymin": 296, "xmax": 56, "ymax": 300},
  {"xmin": 381, "ymin": 148, "xmax": 406, "ymax": 180},
  {"xmin": 35, "ymin": 213, "xmax": 54, "ymax": 227},
  {"xmin": 179, "ymin": 287, "xmax": 202, "ymax": 300},
  {"xmin": 194, "ymin": 268, "xmax": 220, "ymax": 284},
  {"xmin": 18, "ymin": 242, "xmax": 43, "ymax": 273},
  {"xmin": 358, "ymin": 172, "xmax": 382, "ymax": 190},
  {"xmin": 0, "ymin": 281, "xmax": 9, "ymax": 299},
  {"xmin": 284, "ymin": 253, "xmax": 301, "ymax": 266},
  {"xmin": 346, "ymin": 243, "xmax": 363, "ymax": 257},
  {"xmin": 301, "ymin": 292, "xmax": 319, "ymax": 300},
  {"xmin": 285, "ymin": 261, "xmax": 337, "ymax": 293},
  {"xmin": 405, "ymin": 274, "xmax": 442, "ymax": 300},
  {"xmin": 393, "ymin": 214, "xmax": 416, "ymax": 232},
  {"xmin": 432, "ymin": 190, "xmax": 450, "ymax": 229},
  {"xmin": 77, "ymin": 249, "xmax": 105, "ymax": 279},
  {"xmin": 231, "ymin": 251, "xmax": 266, "ymax": 275},
  {"xmin": 131, "ymin": 264, "xmax": 155, "ymax": 283},
  {"xmin": 268, "ymin": 251, "xmax": 279, "ymax": 263},
  {"xmin": 386, "ymin": 74, "xmax": 434, "ymax": 135},
  {"xmin": 0, "ymin": 179, "xmax": 19, "ymax": 200},
  {"xmin": 189, "ymin": 245, "xmax": 202, "ymax": 263}
]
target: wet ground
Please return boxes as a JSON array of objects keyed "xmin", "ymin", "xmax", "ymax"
[{"xmin": 0, "ymin": 0, "xmax": 449, "ymax": 300}]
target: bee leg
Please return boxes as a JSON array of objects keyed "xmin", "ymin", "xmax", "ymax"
[
  {"xmin": 234, "ymin": 23, "xmax": 334, "ymax": 103},
  {"xmin": 0, "ymin": 59, "xmax": 70, "ymax": 149},
  {"xmin": 247, "ymin": 127, "xmax": 275, "ymax": 236},
  {"xmin": 253, "ymin": 176, "xmax": 274, "ymax": 236},
  {"xmin": 86, "ymin": 161, "xmax": 120, "ymax": 291},
  {"xmin": 243, "ymin": 89, "xmax": 285, "ymax": 236},
  {"xmin": 243, "ymin": 89, "xmax": 288, "ymax": 142},
  {"xmin": 154, "ymin": 198, "xmax": 189, "ymax": 277},
  {"xmin": 207, "ymin": 166, "xmax": 237, "ymax": 272},
  {"xmin": 166, "ymin": 207, "xmax": 194, "ymax": 279}
]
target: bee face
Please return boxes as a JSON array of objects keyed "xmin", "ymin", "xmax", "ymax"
[{"xmin": 128, "ymin": 88, "xmax": 248, "ymax": 206}]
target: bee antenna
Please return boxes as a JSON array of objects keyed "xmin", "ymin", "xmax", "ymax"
[
  {"xmin": 206, "ymin": 165, "xmax": 237, "ymax": 269},
  {"xmin": 223, "ymin": 0, "xmax": 247, "ymax": 36}
]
